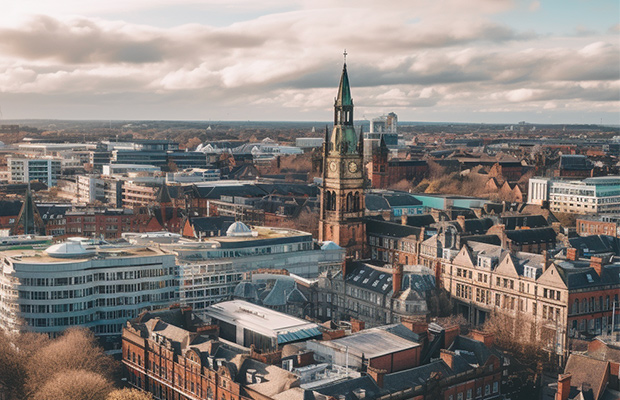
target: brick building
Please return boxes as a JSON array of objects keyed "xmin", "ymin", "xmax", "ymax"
[
  {"xmin": 122, "ymin": 307, "xmax": 301, "ymax": 400},
  {"xmin": 369, "ymin": 136, "xmax": 428, "ymax": 189}
]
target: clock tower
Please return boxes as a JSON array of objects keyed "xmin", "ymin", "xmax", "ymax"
[{"xmin": 318, "ymin": 59, "xmax": 366, "ymax": 258}]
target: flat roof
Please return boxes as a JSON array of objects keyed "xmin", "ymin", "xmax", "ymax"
[
  {"xmin": 205, "ymin": 300, "xmax": 319, "ymax": 339},
  {"xmin": 314, "ymin": 327, "xmax": 420, "ymax": 359},
  {"xmin": 1, "ymin": 245, "xmax": 168, "ymax": 264}
]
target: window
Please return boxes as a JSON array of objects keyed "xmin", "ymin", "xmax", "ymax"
[
  {"xmin": 485, "ymin": 385, "xmax": 490, "ymax": 395},
  {"xmin": 467, "ymin": 389, "xmax": 472, "ymax": 399},
  {"xmin": 458, "ymin": 393, "xmax": 463, "ymax": 400},
  {"xmin": 493, "ymin": 382, "xmax": 499, "ymax": 393}
]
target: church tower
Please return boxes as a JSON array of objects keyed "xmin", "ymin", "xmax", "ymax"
[{"xmin": 319, "ymin": 59, "xmax": 365, "ymax": 258}]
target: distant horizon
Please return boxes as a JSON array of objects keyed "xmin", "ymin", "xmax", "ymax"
[
  {"xmin": 0, "ymin": 1, "xmax": 617, "ymax": 124},
  {"xmin": 2, "ymin": 118, "xmax": 618, "ymax": 128}
]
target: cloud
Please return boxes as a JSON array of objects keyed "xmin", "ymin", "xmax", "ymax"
[
  {"xmin": 0, "ymin": 0, "xmax": 618, "ymax": 123},
  {"xmin": 528, "ymin": 1, "xmax": 540, "ymax": 12}
]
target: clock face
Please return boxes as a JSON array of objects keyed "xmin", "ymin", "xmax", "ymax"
[
  {"xmin": 329, "ymin": 161, "xmax": 337, "ymax": 172},
  {"xmin": 348, "ymin": 161, "xmax": 358, "ymax": 173}
]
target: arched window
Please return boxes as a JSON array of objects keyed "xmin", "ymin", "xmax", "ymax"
[
  {"xmin": 354, "ymin": 192, "xmax": 360, "ymax": 211},
  {"xmin": 331, "ymin": 192, "xmax": 336, "ymax": 211},
  {"xmin": 346, "ymin": 193, "xmax": 353, "ymax": 212},
  {"xmin": 325, "ymin": 191, "xmax": 331, "ymax": 211},
  {"xmin": 573, "ymin": 299, "xmax": 579, "ymax": 314}
]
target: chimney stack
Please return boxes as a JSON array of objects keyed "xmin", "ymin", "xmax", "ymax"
[
  {"xmin": 444, "ymin": 325, "xmax": 460, "ymax": 349},
  {"xmin": 439, "ymin": 349, "xmax": 456, "ymax": 369},
  {"xmin": 367, "ymin": 367, "xmax": 386, "ymax": 388},
  {"xmin": 566, "ymin": 248, "xmax": 579, "ymax": 261},
  {"xmin": 590, "ymin": 256, "xmax": 603, "ymax": 277},
  {"xmin": 351, "ymin": 318, "xmax": 365, "ymax": 333},
  {"xmin": 471, "ymin": 330, "xmax": 494, "ymax": 348},
  {"xmin": 392, "ymin": 264, "xmax": 403, "ymax": 295},
  {"xmin": 556, "ymin": 374, "xmax": 571, "ymax": 400},
  {"xmin": 542, "ymin": 250, "xmax": 550, "ymax": 272}
]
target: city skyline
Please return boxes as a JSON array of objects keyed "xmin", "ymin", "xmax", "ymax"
[{"xmin": 0, "ymin": 0, "xmax": 618, "ymax": 124}]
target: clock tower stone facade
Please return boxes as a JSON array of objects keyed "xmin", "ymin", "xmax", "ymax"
[{"xmin": 318, "ymin": 62, "xmax": 366, "ymax": 259}]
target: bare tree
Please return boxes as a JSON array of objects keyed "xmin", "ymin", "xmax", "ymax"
[
  {"xmin": 33, "ymin": 370, "xmax": 113, "ymax": 400},
  {"xmin": 0, "ymin": 331, "xmax": 27, "ymax": 400},
  {"xmin": 107, "ymin": 389, "xmax": 154, "ymax": 400},
  {"xmin": 25, "ymin": 328, "xmax": 117, "ymax": 395}
]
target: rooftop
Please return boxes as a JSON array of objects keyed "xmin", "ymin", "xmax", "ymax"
[
  {"xmin": 205, "ymin": 300, "xmax": 320, "ymax": 342},
  {"xmin": 314, "ymin": 326, "xmax": 420, "ymax": 359}
]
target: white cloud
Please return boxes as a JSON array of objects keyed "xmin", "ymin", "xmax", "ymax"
[{"xmin": 0, "ymin": 0, "xmax": 617, "ymax": 122}]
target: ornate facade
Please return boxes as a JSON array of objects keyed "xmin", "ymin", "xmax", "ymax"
[{"xmin": 319, "ymin": 62, "xmax": 366, "ymax": 258}]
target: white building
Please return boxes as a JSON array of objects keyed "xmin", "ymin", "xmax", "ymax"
[
  {"xmin": 166, "ymin": 168, "xmax": 220, "ymax": 183},
  {"xmin": 158, "ymin": 222, "xmax": 345, "ymax": 316},
  {"xmin": 0, "ymin": 241, "xmax": 177, "ymax": 350},
  {"xmin": 205, "ymin": 300, "xmax": 321, "ymax": 350},
  {"xmin": 8, "ymin": 157, "xmax": 62, "ymax": 187},
  {"xmin": 102, "ymin": 164, "xmax": 160, "ymax": 176},
  {"xmin": 76, "ymin": 175, "xmax": 105, "ymax": 204},
  {"xmin": 528, "ymin": 176, "xmax": 620, "ymax": 214}
]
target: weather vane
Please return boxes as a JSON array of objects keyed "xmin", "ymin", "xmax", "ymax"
[{"xmin": 343, "ymin": 49, "xmax": 347, "ymax": 63}]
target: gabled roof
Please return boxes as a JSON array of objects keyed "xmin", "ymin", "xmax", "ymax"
[{"xmin": 564, "ymin": 354, "xmax": 609, "ymax": 400}]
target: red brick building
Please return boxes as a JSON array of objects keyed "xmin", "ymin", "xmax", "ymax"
[
  {"xmin": 369, "ymin": 138, "xmax": 428, "ymax": 189},
  {"xmin": 122, "ymin": 307, "xmax": 301, "ymax": 400},
  {"xmin": 577, "ymin": 217, "xmax": 619, "ymax": 237}
]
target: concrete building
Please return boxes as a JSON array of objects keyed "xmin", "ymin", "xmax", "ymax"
[
  {"xmin": 158, "ymin": 222, "xmax": 345, "ymax": 316},
  {"xmin": 8, "ymin": 157, "xmax": 62, "ymax": 187},
  {"xmin": 76, "ymin": 175, "xmax": 105, "ymax": 204},
  {"xmin": 528, "ymin": 176, "xmax": 620, "ymax": 215},
  {"xmin": 205, "ymin": 300, "xmax": 322, "ymax": 351},
  {"xmin": 102, "ymin": 164, "xmax": 160, "ymax": 176},
  {"xmin": 0, "ymin": 240, "xmax": 177, "ymax": 350},
  {"xmin": 166, "ymin": 168, "xmax": 220, "ymax": 183}
]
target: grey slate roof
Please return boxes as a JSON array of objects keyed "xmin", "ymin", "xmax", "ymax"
[
  {"xmin": 505, "ymin": 227, "xmax": 557, "ymax": 244},
  {"xmin": 569, "ymin": 235, "xmax": 620, "ymax": 257},
  {"xmin": 366, "ymin": 218, "xmax": 421, "ymax": 239},
  {"xmin": 346, "ymin": 262, "xmax": 393, "ymax": 295},
  {"xmin": 501, "ymin": 214, "xmax": 549, "ymax": 230}
]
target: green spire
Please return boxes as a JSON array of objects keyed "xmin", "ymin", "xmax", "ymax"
[{"xmin": 336, "ymin": 63, "xmax": 353, "ymax": 107}]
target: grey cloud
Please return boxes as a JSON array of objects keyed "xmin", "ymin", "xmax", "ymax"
[{"xmin": 0, "ymin": 15, "xmax": 265, "ymax": 65}]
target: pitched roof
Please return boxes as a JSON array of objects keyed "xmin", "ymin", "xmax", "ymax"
[
  {"xmin": 501, "ymin": 214, "xmax": 549, "ymax": 230},
  {"xmin": 569, "ymin": 235, "xmax": 620, "ymax": 257},
  {"xmin": 403, "ymin": 214, "xmax": 435, "ymax": 227},
  {"xmin": 366, "ymin": 218, "xmax": 421, "ymax": 238},
  {"xmin": 505, "ymin": 227, "xmax": 557, "ymax": 244},
  {"xmin": 564, "ymin": 354, "xmax": 609, "ymax": 400},
  {"xmin": 346, "ymin": 262, "xmax": 394, "ymax": 295}
]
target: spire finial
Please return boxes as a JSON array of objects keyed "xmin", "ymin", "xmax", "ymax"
[{"xmin": 343, "ymin": 49, "xmax": 347, "ymax": 64}]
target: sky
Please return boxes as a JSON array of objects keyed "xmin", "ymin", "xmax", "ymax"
[{"xmin": 0, "ymin": 0, "xmax": 618, "ymax": 124}]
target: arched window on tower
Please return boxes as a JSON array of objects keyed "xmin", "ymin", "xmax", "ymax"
[
  {"xmin": 346, "ymin": 192, "xmax": 353, "ymax": 212},
  {"xmin": 354, "ymin": 192, "xmax": 360, "ymax": 211},
  {"xmin": 330, "ymin": 192, "xmax": 336, "ymax": 211},
  {"xmin": 325, "ymin": 191, "xmax": 331, "ymax": 211}
]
